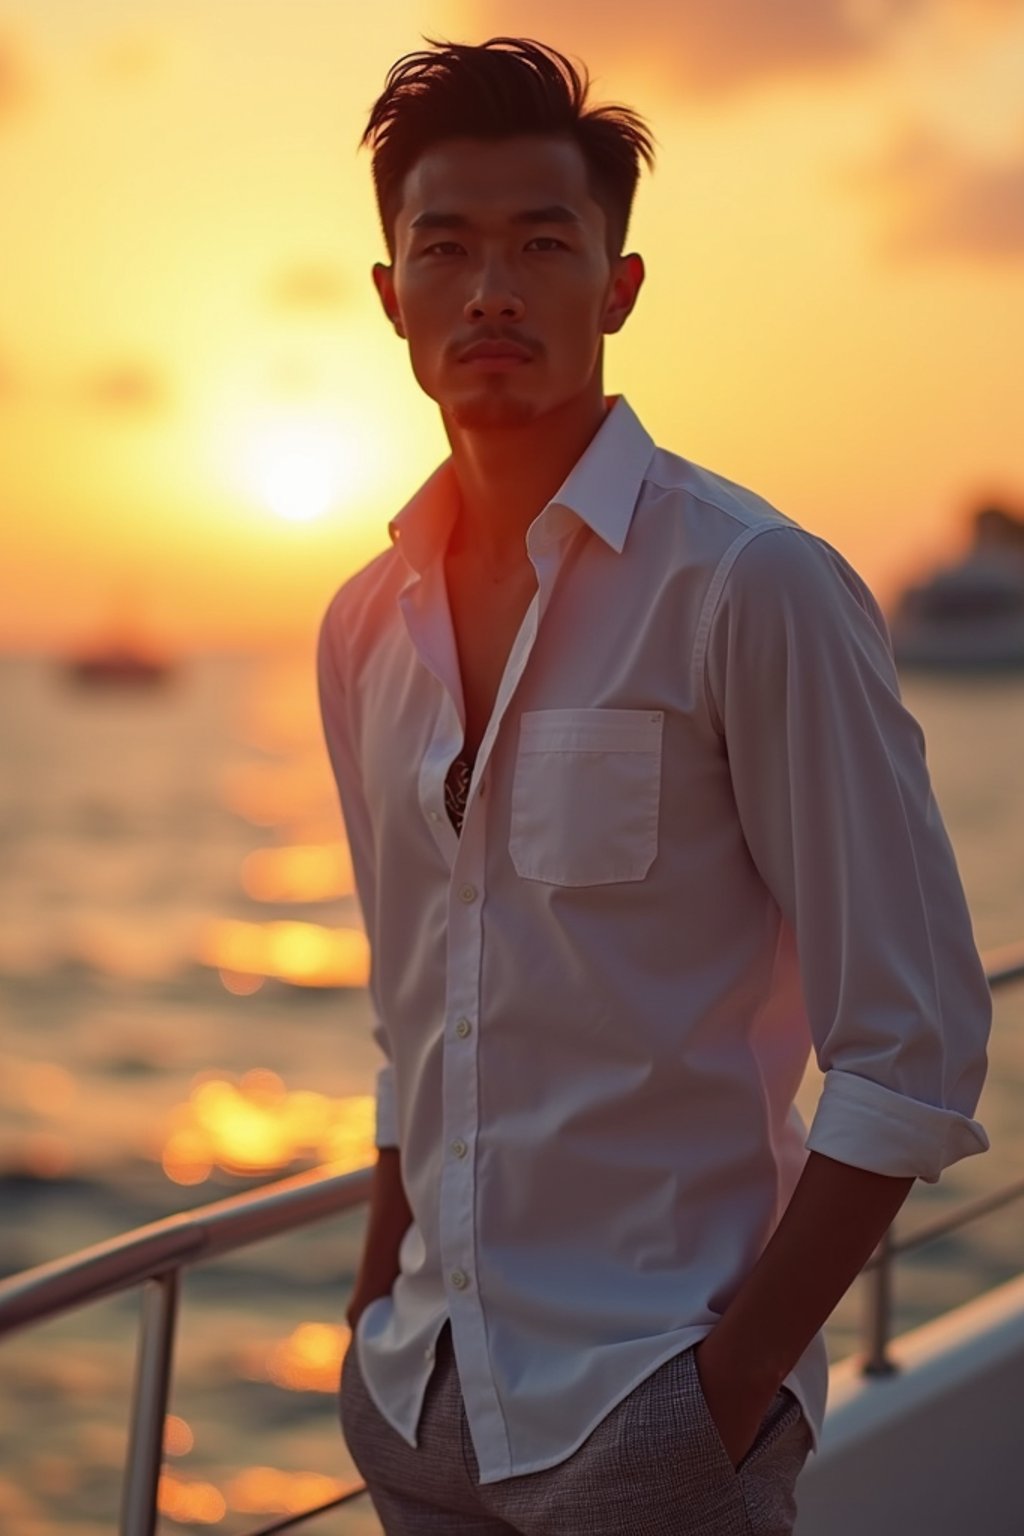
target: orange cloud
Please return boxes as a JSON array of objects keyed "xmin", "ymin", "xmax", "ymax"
[
  {"xmin": 95, "ymin": 32, "xmax": 164, "ymax": 84},
  {"xmin": 840, "ymin": 125, "xmax": 1024, "ymax": 262},
  {"xmin": 269, "ymin": 264, "xmax": 350, "ymax": 313},
  {"xmin": 76, "ymin": 362, "xmax": 168, "ymax": 414},
  {"xmin": 467, "ymin": 1, "xmax": 885, "ymax": 99},
  {"xmin": 0, "ymin": 27, "xmax": 33, "ymax": 121}
]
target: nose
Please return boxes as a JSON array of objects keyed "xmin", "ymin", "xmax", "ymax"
[{"xmin": 464, "ymin": 259, "xmax": 525, "ymax": 322}]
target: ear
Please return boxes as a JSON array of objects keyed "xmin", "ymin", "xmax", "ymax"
[
  {"xmin": 602, "ymin": 252, "xmax": 645, "ymax": 337},
  {"xmin": 372, "ymin": 262, "xmax": 406, "ymax": 338}
]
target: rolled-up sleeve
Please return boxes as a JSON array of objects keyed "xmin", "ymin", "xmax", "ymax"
[
  {"xmin": 316, "ymin": 597, "xmax": 398, "ymax": 1150},
  {"xmin": 703, "ymin": 524, "xmax": 991, "ymax": 1184}
]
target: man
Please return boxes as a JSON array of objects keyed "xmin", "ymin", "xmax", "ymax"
[{"xmin": 316, "ymin": 35, "xmax": 992, "ymax": 1536}]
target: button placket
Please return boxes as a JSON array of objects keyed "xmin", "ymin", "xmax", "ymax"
[
  {"xmin": 431, "ymin": 524, "xmax": 575, "ymax": 1475},
  {"xmin": 379, "ymin": 504, "xmax": 593, "ymax": 1479},
  {"xmin": 438, "ymin": 747, "xmax": 508, "ymax": 1455}
]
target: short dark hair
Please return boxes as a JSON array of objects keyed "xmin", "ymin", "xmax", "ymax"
[{"xmin": 359, "ymin": 35, "xmax": 656, "ymax": 264}]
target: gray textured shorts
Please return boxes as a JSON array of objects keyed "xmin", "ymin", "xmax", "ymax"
[{"xmin": 339, "ymin": 1321, "xmax": 813, "ymax": 1535}]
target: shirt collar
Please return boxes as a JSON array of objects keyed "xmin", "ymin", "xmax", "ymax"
[{"xmin": 387, "ymin": 393, "xmax": 657, "ymax": 573}]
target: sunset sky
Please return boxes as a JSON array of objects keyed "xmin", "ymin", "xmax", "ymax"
[{"xmin": 1, "ymin": 0, "xmax": 1022, "ymax": 653}]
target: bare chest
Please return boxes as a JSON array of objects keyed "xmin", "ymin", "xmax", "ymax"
[{"xmin": 444, "ymin": 556, "xmax": 538, "ymax": 764}]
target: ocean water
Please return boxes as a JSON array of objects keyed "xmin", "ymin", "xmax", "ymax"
[{"xmin": 0, "ymin": 650, "xmax": 1022, "ymax": 1536}]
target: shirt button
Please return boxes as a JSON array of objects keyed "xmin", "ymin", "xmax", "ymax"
[
  {"xmin": 450, "ymin": 1138, "xmax": 467, "ymax": 1158},
  {"xmin": 424, "ymin": 1344, "xmax": 435, "ymax": 1362},
  {"xmin": 428, "ymin": 809, "xmax": 440, "ymax": 822},
  {"xmin": 459, "ymin": 883, "xmax": 477, "ymax": 903},
  {"xmin": 450, "ymin": 1269, "xmax": 468, "ymax": 1290},
  {"xmin": 455, "ymin": 1017, "xmax": 472, "ymax": 1038}
]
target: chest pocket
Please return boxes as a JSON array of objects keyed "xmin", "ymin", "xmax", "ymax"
[{"xmin": 509, "ymin": 708, "xmax": 664, "ymax": 886}]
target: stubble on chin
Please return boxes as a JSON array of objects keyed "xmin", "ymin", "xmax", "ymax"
[{"xmin": 445, "ymin": 391, "xmax": 539, "ymax": 431}]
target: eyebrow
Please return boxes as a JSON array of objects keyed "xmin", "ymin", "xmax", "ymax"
[{"xmin": 408, "ymin": 204, "xmax": 583, "ymax": 232}]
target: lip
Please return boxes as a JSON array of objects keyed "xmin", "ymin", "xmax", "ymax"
[
  {"xmin": 458, "ymin": 341, "xmax": 534, "ymax": 364},
  {"xmin": 461, "ymin": 354, "xmax": 531, "ymax": 371}
]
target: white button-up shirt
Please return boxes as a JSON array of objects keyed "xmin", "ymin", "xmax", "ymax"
[{"xmin": 316, "ymin": 392, "xmax": 991, "ymax": 1485}]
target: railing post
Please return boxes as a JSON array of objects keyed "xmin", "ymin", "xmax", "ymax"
[
  {"xmin": 861, "ymin": 1227, "xmax": 899, "ymax": 1377},
  {"xmin": 119, "ymin": 1270, "xmax": 180, "ymax": 1536}
]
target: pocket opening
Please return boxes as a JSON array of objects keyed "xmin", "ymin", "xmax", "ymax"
[{"xmin": 509, "ymin": 708, "xmax": 663, "ymax": 887}]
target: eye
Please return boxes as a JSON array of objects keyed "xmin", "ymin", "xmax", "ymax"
[
  {"xmin": 526, "ymin": 237, "xmax": 569, "ymax": 251},
  {"xmin": 422, "ymin": 241, "xmax": 463, "ymax": 257}
]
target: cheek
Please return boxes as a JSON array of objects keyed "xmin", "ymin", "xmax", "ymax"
[
  {"xmin": 547, "ymin": 295, "xmax": 607, "ymax": 348},
  {"xmin": 401, "ymin": 307, "xmax": 449, "ymax": 366},
  {"xmin": 395, "ymin": 276, "xmax": 446, "ymax": 326},
  {"xmin": 545, "ymin": 271, "xmax": 608, "ymax": 318},
  {"xmin": 406, "ymin": 335, "xmax": 441, "ymax": 388}
]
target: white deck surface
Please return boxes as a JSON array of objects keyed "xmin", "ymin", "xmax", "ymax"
[{"xmin": 794, "ymin": 1270, "xmax": 1024, "ymax": 1535}]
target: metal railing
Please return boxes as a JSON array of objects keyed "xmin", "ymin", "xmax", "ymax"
[
  {"xmin": 2, "ymin": 941, "xmax": 1023, "ymax": 1534},
  {"xmin": 859, "ymin": 939, "xmax": 1024, "ymax": 1374},
  {"xmin": 0, "ymin": 1162, "xmax": 375, "ymax": 1535}
]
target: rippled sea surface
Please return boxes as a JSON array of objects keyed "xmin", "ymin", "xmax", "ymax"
[{"xmin": 1, "ymin": 651, "xmax": 1022, "ymax": 1535}]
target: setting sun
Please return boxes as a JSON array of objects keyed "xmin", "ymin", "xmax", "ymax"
[{"xmin": 234, "ymin": 409, "xmax": 377, "ymax": 525}]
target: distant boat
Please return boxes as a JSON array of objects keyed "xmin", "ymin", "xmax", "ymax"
[
  {"xmin": 889, "ymin": 505, "xmax": 1024, "ymax": 672},
  {"xmin": 62, "ymin": 636, "xmax": 177, "ymax": 688}
]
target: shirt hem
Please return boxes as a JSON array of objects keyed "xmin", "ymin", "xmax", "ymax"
[
  {"xmin": 470, "ymin": 1328, "xmax": 824, "ymax": 1484},
  {"xmin": 471, "ymin": 1324, "xmax": 717, "ymax": 1485}
]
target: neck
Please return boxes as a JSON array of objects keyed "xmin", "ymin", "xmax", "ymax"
[{"xmin": 442, "ymin": 380, "xmax": 612, "ymax": 570}]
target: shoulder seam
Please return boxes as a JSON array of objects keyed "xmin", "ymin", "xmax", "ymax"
[
  {"xmin": 641, "ymin": 475, "xmax": 788, "ymax": 536},
  {"xmin": 692, "ymin": 523, "xmax": 809, "ymax": 735}
]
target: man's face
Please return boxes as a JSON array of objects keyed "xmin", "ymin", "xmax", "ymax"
[{"xmin": 373, "ymin": 135, "xmax": 641, "ymax": 430}]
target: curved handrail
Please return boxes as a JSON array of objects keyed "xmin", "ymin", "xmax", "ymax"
[
  {"xmin": 863, "ymin": 1170, "xmax": 1024, "ymax": 1271},
  {"xmin": 0, "ymin": 1162, "xmax": 373, "ymax": 1339},
  {"xmin": 857, "ymin": 936, "xmax": 1024, "ymax": 1273},
  {"xmin": 982, "ymin": 939, "xmax": 1024, "ymax": 990},
  {"xmin": 0, "ymin": 1162, "xmax": 376, "ymax": 1535}
]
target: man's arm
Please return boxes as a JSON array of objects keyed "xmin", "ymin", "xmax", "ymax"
[
  {"xmin": 696, "ymin": 527, "xmax": 992, "ymax": 1466},
  {"xmin": 695, "ymin": 1151, "xmax": 914, "ymax": 1466},
  {"xmin": 345, "ymin": 1147, "xmax": 413, "ymax": 1332}
]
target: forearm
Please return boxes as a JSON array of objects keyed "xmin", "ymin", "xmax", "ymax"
[
  {"xmin": 705, "ymin": 1149, "xmax": 915, "ymax": 1391},
  {"xmin": 346, "ymin": 1146, "xmax": 413, "ymax": 1328}
]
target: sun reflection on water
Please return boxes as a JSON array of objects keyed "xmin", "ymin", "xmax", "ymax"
[
  {"xmin": 164, "ymin": 1414, "xmax": 195, "ymax": 1457},
  {"xmin": 225, "ymin": 1465, "xmax": 355, "ymax": 1517},
  {"xmin": 199, "ymin": 917, "xmax": 369, "ymax": 989},
  {"xmin": 157, "ymin": 1471, "xmax": 227, "ymax": 1525},
  {"xmin": 257, "ymin": 1320, "xmax": 349, "ymax": 1393},
  {"xmin": 160, "ymin": 1071, "xmax": 375, "ymax": 1184}
]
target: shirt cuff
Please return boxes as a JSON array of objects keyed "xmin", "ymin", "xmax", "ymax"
[
  {"xmin": 374, "ymin": 1062, "xmax": 400, "ymax": 1150},
  {"xmin": 805, "ymin": 1068, "xmax": 990, "ymax": 1185}
]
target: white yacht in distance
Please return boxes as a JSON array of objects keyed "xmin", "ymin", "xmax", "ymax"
[{"xmin": 889, "ymin": 504, "xmax": 1024, "ymax": 671}]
